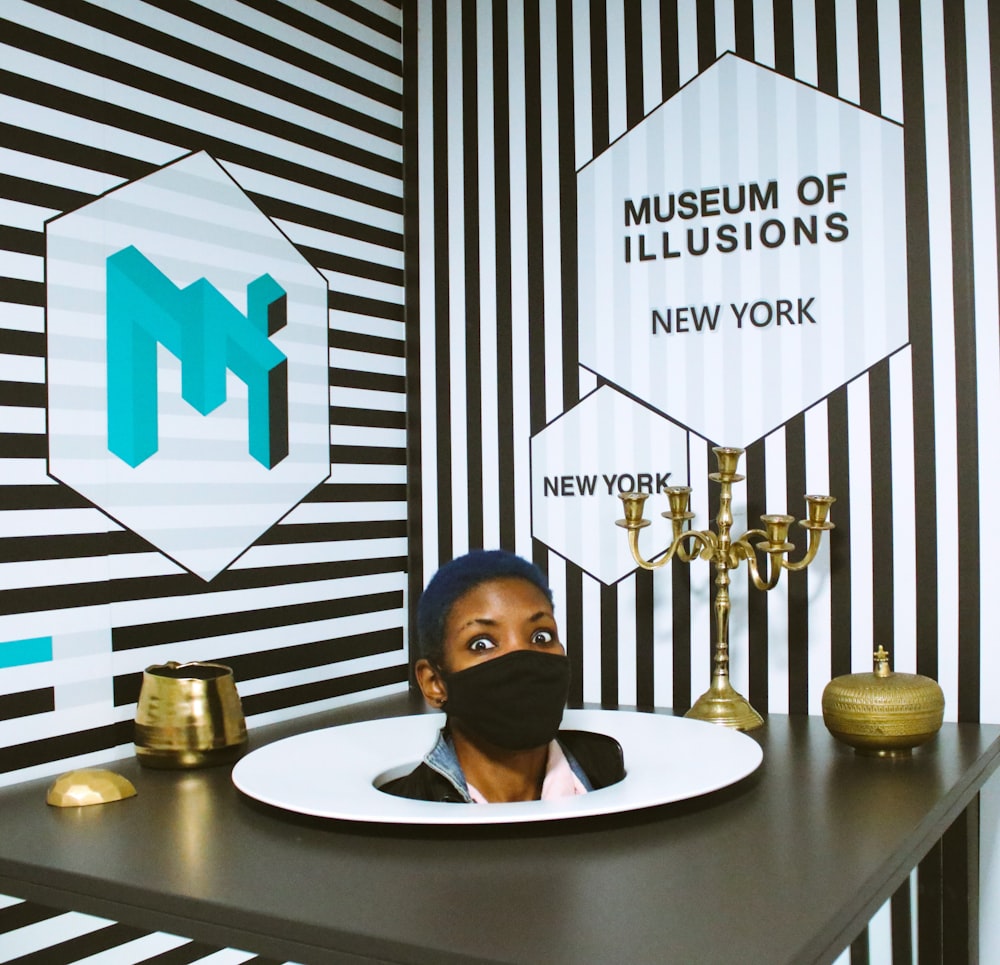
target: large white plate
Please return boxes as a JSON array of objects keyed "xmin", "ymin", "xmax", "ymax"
[{"xmin": 231, "ymin": 710, "xmax": 763, "ymax": 825}]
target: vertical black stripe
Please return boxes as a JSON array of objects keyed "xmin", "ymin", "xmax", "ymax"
[
  {"xmin": 673, "ymin": 434, "xmax": 693, "ymax": 712},
  {"xmin": 869, "ymin": 360, "xmax": 895, "ymax": 657},
  {"xmin": 815, "ymin": 0, "xmax": 838, "ymax": 94},
  {"xmin": 660, "ymin": 0, "xmax": 680, "ymax": 99},
  {"xmin": 900, "ymin": 1, "xmax": 939, "ymax": 681},
  {"xmin": 566, "ymin": 566, "xmax": 585, "ymax": 706},
  {"xmin": 462, "ymin": 2, "xmax": 484, "ymax": 551},
  {"xmin": 600, "ymin": 582, "xmax": 619, "ymax": 707},
  {"xmin": 828, "ymin": 388, "xmax": 852, "ymax": 678},
  {"xmin": 943, "ymin": 0, "xmax": 981, "ymax": 724},
  {"xmin": 773, "ymin": 0, "xmax": 795, "ymax": 78},
  {"xmin": 493, "ymin": 0, "xmax": 516, "ymax": 551},
  {"xmin": 557, "ymin": 0, "xmax": 579, "ymax": 413},
  {"xmin": 524, "ymin": 0, "xmax": 546, "ymax": 437},
  {"xmin": 891, "ymin": 876, "xmax": 914, "ymax": 965},
  {"xmin": 590, "ymin": 0, "xmax": 610, "ymax": 152},
  {"xmin": 850, "ymin": 927, "xmax": 871, "ymax": 965},
  {"xmin": 635, "ymin": 568, "xmax": 655, "ymax": 709},
  {"xmin": 624, "ymin": 1, "xmax": 645, "ymax": 127},
  {"xmin": 941, "ymin": 802, "xmax": 976, "ymax": 965},
  {"xmin": 784, "ymin": 415, "xmax": 808, "ymax": 715},
  {"xmin": 918, "ymin": 840, "xmax": 943, "ymax": 964},
  {"xmin": 746, "ymin": 439, "xmax": 768, "ymax": 713},
  {"xmin": 403, "ymin": 0, "xmax": 422, "ymax": 671},
  {"xmin": 856, "ymin": 0, "xmax": 881, "ymax": 114},
  {"xmin": 696, "ymin": 0, "xmax": 716, "ymax": 72},
  {"xmin": 432, "ymin": 0, "xmax": 453, "ymax": 564},
  {"xmin": 733, "ymin": 0, "xmax": 755, "ymax": 61}
]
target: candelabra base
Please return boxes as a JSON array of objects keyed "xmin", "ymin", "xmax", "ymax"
[{"xmin": 685, "ymin": 678, "xmax": 764, "ymax": 731}]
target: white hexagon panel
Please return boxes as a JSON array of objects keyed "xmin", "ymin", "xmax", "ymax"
[
  {"xmin": 531, "ymin": 385, "xmax": 689, "ymax": 585},
  {"xmin": 577, "ymin": 53, "xmax": 908, "ymax": 447},
  {"xmin": 46, "ymin": 150, "xmax": 330, "ymax": 581}
]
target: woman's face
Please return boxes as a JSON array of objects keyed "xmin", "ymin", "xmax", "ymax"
[{"xmin": 439, "ymin": 576, "xmax": 563, "ymax": 674}]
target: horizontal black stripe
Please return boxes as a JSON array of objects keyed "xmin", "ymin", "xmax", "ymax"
[
  {"xmin": 0, "ymin": 277, "xmax": 44, "ymax": 307},
  {"xmin": 303, "ymin": 482, "xmax": 406, "ymax": 502},
  {"xmin": 330, "ymin": 405, "xmax": 405, "ymax": 428},
  {"xmin": 0, "ymin": 120, "xmax": 153, "ymax": 185},
  {"xmin": 0, "ymin": 433, "xmax": 47, "ymax": 458},
  {"xmin": 0, "ymin": 899, "xmax": 63, "ymax": 932},
  {"xmin": 0, "ymin": 223, "xmax": 45, "ymax": 256},
  {"xmin": 328, "ymin": 290, "xmax": 404, "ymax": 320},
  {"xmin": 329, "ymin": 368, "xmax": 404, "ymax": 392},
  {"xmin": 253, "ymin": 193, "xmax": 403, "ymax": 251},
  {"xmin": 0, "ymin": 687, "xmax": 54, "ymax": 722},
  {"xmin": 0, "ymin": 531, "xmax": 151, "ymax": 564},
  {"xmin": 0, "ymin": 328, "xmax": 45, "ymax": 357},
  {"xmin": 0, "ymin": 555, "xmax": 406, "ymax": 616},
  {"xmin": 0, "ymin": 171, "xmax": 91, "ymax": 211},
  {"xmin": 330, "ymin": 444, "xmax": 407, "ymax": 465},
  {"xmin": 260, "ymin": 519, "xmax": 406, "ymax": 544},
  {"xmin": 114, "ymin": 627, "xmax": 403, "ymax": 705},
  {"xmin": 138, "ymin": 0, "xmax": 402, "ymax": 108},
  {"xmin": 5, "ymin": 22, "xmax": 401, "ymax": 179},
  {"xmin": 19, "ymin": 921, "xmax": 151, "ymax": 963},
  {"xmin": 0, "ymin": 720, "xmax": 132, "ymax": 774},
  {"xmin": 0, "ymin": 381, "xmax": 45, "ymax": 406},
  {"xmin": 0, "ymin": 72, "xmax": 403, "ymax": 217},
  {"xmin": 328, "ymin": 329, "xmax": 405, "ymax": 358},
  {"xmin": 300, "ymin": 246, "xmax": 404, "ymax": 286},
  {"xmin": 0, "ymin": 485, "xmax": 93, "ymax": 510},
  {"xmin": 235, "ymin": 0, "xmax": 403, "ymax": 76},
  {"xmin": 113, "ymin": 589, "xmax": 402, "ymax": 651},
  {"xmin": 240, "ymin": 662, "xmax": 407, "ymax": 716}
]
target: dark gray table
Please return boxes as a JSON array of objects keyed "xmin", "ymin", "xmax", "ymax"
[{"xmin": 0, "ymin": 694, "xmax": 997, "ymax": 965}]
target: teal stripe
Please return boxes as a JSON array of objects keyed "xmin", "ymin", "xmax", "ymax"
[{"xmin": 0, "ymin": 637, "xmax": 53, "ymax": 669}]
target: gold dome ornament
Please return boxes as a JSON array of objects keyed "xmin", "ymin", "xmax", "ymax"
[
  {"xmin": 821, "ymin": 647, "xmax": 945, "ymax": 757},
  {"xmin": 46, "ymin": 769, "xmax": 137, "ymax": 807}
]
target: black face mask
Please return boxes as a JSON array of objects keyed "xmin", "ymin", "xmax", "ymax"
[{"xmin": 441, "ymin": 649, "xmax": 571, "ymax": 751}]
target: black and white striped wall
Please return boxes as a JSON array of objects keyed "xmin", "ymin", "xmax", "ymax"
[
  {"xmin": 0, "ymin": 0, "xmax": 409, "ymax": 785},
  {"xmin": 411, "ymin": 0, "xmax": 999, "ymax": 961}
]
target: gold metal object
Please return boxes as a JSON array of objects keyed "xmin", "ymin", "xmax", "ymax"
[
  {"xmin": 821, "ymin": 646, "xmax": 945, "ymax": 757},
  {"xmin": 46, "ymin": 769, "xmax": 137, "ymax": 807},
  {"xmin": 134, "ymin": 661, "xmax": 248, "ymax": 768},
  {"xmin": 616, "ymin": 446, "xmax": 834, "ymax": 730}
]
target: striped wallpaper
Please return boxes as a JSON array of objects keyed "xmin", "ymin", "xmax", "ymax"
[
  {"xmin": 0, "ymin": 0, "xmax": 410, "ymax": 787},
  {"xmin": 413, "ymin": 0, "xmax": 999, "ymax": 726},
  {"xmin": 412, "ymin": 1, "xmax": 998, "ymax": 961}
]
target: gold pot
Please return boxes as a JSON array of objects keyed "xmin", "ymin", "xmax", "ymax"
[
  {"xmin": 134, "ymin": 661, "xmax": 247, "ymax": 768},
  {"xmin": 821, "ymin": 647, "xmax": 944, "ymax": 757}
]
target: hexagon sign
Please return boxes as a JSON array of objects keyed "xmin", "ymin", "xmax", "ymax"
[
  {"xmin": 46, "ymin": 151, "xmax": 330, "ymax": 581},
  {"xmin": 531, "ymin": 386, "xmax": 688, "ymax": 585},
  {"xmin": 577, "ymin": 53, "xmax": 907, "ymax": 447}
]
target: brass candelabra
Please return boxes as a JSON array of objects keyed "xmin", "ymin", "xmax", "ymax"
[{"xmin": 615, "ymin": 446, "xmax": 834, "ymax": 730}]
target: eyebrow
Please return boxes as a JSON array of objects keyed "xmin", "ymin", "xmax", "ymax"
[{"xmin": 460, "ymin": 610, "xmax": 551, "ymax": 630}]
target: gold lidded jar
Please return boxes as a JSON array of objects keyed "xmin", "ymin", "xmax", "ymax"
[
  {"xmin": 134, "ymin": 661, "xmax": 247, "ymax": 769},
  {"xmin": 821, "ymin": 647, "xmax": 944, "ymax": 757}
]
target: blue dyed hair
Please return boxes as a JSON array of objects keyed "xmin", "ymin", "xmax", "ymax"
[{"xmin": 416, "ymin": 549, "xmax": 553, "ymax": 667}]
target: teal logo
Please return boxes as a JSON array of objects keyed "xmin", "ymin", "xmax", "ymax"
[{"xmin": 106, "ymin": 245, "xmax": 289, "ymax": 469}]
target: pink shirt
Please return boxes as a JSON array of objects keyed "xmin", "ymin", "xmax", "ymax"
[{"xmin": 465, "ymin": 740, "xmax": 588, "ymax": 803}]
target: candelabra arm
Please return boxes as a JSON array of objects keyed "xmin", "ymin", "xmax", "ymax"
[
  {"xmin": 733, "ymin": 534, "xmax": 783, "ymax": 591},
  {"xmin": 624, "ymin": 525, "xmax": 714, "ymax": 571},
  {"xmin": 778, "ymin": 527, "xmax": 826, "ymax": 572}
]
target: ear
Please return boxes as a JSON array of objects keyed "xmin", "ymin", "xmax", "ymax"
[{"xmin": 414, "ymin": 658, "xmax": 448, "ymax": 709}]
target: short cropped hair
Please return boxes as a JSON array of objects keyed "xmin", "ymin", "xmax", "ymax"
[{"xmin": 416, "ymin": 549, "xmax": 553, "ymax": 667}]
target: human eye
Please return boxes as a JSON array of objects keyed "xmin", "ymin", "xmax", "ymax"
[
  {"xmin": 467, "ymin": 636, "xmax": 497, "ymax": 653},
  {"xmin": 531, "ymin": 628, "xmax": 557, "ymax": 647}
]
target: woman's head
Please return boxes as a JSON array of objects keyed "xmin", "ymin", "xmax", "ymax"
[
  {"xmin": 414, "ymin": 550, "xmax": 569, "ymax": 750},
  {"xmin": 416, "ymin": 549, "xmax": 554, "ymax": 670}
]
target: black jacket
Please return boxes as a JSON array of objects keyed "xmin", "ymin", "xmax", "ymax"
[{"xmin": 381, "ymin": 729, "xmax": 625, "ymax": 803}]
